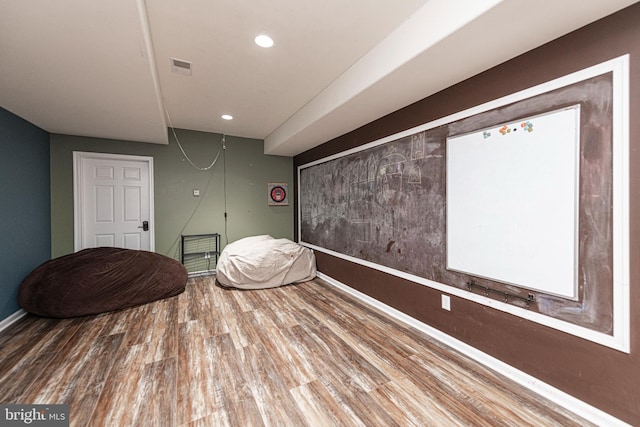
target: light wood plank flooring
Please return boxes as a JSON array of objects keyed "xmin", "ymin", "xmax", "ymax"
[{"xmin": 0, "ymin": 277, "xmax": 593, "ymax": 426}]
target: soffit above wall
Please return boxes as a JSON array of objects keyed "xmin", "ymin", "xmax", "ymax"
[{"xmin": 0, "ymin": 0, "xmax": 637, "ymax": 154}]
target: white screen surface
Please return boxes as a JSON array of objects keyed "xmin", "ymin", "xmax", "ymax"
[{"xmin": 446, "ymin": 106, "xmax": 580, "ymax": 299}]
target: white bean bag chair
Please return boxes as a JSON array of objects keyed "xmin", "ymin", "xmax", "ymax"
[{"xmin": 216, "ymin": 235, "xmax": 316, "ymax": 289}]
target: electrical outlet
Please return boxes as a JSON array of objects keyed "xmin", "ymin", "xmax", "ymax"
[
  {"xmin": 441, "ymin": 294, "xmax": 451, "ymax": 311},
  {"xmin": 193, "ymin": 189, "xmax": 200, "ymax": 197}
]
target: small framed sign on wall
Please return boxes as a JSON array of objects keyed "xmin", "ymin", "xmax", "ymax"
[{"xmin": 268, "ymin": 182, "xmax": 288, "ymax": 206}]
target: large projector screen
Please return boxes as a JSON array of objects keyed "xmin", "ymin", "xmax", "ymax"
[{"xmin": 446, "ymin": 105, "xmax": 580, "ymax": 299}]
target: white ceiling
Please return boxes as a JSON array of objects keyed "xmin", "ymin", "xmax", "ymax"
[{"xmin": 1, "ymin": 0, "xmax": 637, "ymax": 156}]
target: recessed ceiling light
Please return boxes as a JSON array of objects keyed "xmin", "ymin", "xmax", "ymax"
[
  {"xmin": 254, "ymin": 34, "xmax": 274, "ymax": 48},
  {"xmin": 221, "ymin": 114, "xmax": 233, "ymax": 120}
]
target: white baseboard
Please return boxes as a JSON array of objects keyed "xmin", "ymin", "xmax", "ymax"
[
  {"xmin": 0, "ymin": 309, "xmax": 27, "ymax": 333},
  {"xmin": 317, "ymin": 272, "xmax": 630, "ymax": 427}
]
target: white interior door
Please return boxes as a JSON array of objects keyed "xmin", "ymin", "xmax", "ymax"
[{"xmin": 74, "ymin": 152, "xmax": 154, "ymax": 251}]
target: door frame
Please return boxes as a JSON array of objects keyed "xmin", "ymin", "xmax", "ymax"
[{"xmin": 73, "ymin": 151, "xmax": 155, "ymax": 252}]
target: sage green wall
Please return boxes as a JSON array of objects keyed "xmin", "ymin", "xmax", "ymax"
[{"xmin": 50, "ymin": 130, "xmax": 293, "ymax": 259}]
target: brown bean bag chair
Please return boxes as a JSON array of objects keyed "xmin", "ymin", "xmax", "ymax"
[{"xmin": 18, "ymin": 247, "xmax": 187, "ymax": 318}]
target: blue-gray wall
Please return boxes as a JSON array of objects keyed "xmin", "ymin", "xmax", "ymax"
[{"xmin": 0, "ymin": 108, "xmax": 51, "ymax": 320}]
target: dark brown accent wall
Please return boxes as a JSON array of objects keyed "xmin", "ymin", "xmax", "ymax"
[{"xmin": 294, "ymin": 4, "xmax": 640, "ymax": 425}]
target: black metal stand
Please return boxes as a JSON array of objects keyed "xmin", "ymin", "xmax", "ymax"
[{"xmin": 181, "ymin": 233, "xmax": 220, "ymax": 275}]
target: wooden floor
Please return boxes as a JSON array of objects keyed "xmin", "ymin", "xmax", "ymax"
[{"xmin": 0, "ymin": 277, "xmax": 593, "ymax": 426}]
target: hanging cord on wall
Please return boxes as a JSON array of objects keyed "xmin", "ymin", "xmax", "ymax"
[
  {"xmin": 222, "ymin": 135, "xmax": 229, "ymax": 245},
  {"xmin": 164, "ymin": 105, "xmax": 223, "ymax": 171},
  {"xmin": 167, "ymin": 157, "xmax": 219, "ymax": 260},
  {"xmin": 163, "ymin": 104, "xmax": 226, "ymax": 258}
]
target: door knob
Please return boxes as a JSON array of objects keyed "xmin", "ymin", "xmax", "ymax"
[{"xmin": 138, "ymin": 220, "xmax": 149, "ymax": 231}]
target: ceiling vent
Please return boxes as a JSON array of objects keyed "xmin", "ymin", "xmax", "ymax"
[{"xmin": 171, "ymin": 58, "xmax": 192, "ymax": 76}]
